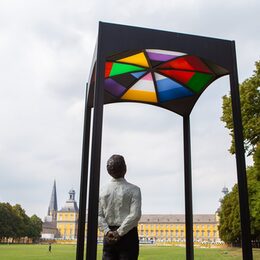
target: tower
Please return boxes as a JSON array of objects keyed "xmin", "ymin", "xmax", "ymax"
[
  {"xmin": 56, "ymin": 188, "xmax": 79, "ymax": 239},
  {"xmin": 222, "ymin": 186, "xmax": 229, "ymax": 196},
  {"xmin": 46, "ymin": 180, "xmax": 58, "ymax": 222}
]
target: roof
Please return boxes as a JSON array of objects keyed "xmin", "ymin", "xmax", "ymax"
[
  {"xmin": 59, "ymin": 200, "xmax": 79, "ymax": 212},
  {"xmin": 47, "ymin": 180, "xmax": 58, "ymax": 214},
  {"xmin": 139, "ymin": 214, "xmax": 217, "ymax": 224}
]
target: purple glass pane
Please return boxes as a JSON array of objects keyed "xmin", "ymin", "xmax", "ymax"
[
  {"xmin": 104, "ymin": 78, "xmax": 126, "ymax": 97},
  {"xmin": 147, "ymin": 52, "xmax": 178, "ymax": 61}
]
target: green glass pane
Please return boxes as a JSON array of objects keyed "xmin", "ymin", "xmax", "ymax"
[
  {"xmin": 110, "ymin": 63, "xmax": 146, "ymax": 77},
  {"xmin": 187, "ymin": 73, "xmax": 213, "ymax": 93}
]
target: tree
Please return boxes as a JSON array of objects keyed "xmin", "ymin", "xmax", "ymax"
[
  {"xmin": 0, "ymin": 203, "xmax": 16, "ymax": 239},
  {"xmin": 219, "ymin": 185, "xmax": 240, "ymax": 243},
  {"xmin": 28, "ymin": 215, "xmax": 43, "ymax": 242},
  {"xmin": 12, "ymin": 204, "xmax": 30, "ymax": 240},
  {"xmin": 221, "ymin": 61, "xmax": 260, "ymax": 156},
  {"xmin": 219, "ymin": 60, "xmax": 260, "ymax": 244},
  {"xmin": 0, "ymin": 202, "xmax": 42, "ymax": 243},
  {"xmin": 219, "ymin": 166, "xmax": 260, "ymax": 243}
]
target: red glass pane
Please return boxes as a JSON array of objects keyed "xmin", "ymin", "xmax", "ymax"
[
  {"xmin": 158, "ymin": 56, "xmax": 212, "ymax": 73},
  {"xmin": 105, "ymin": 62, "xmax": 113, "ymax": 78}
]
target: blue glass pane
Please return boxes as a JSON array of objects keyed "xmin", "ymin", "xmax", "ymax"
[
  {"xmin": 131, "ymin": 71, "xmax": 146, "ymax": 79},
  {"xmin": 157, "ymin": 78, "xmax": 194, "ymax": 102}
]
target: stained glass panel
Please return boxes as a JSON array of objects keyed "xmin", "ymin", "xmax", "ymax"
[
  {"xmin": 104, "ymin": 78, "xmax": 126, "ymax": 97},
  {"xmin": 109, "ymin": 62, "xmax": 146, "ymax": 77},
  {"xmin": 186, "ymin": 73, "xmax": 213, "ymax": 92},
  {"xmin": 155, "ymin": 73, "xmax": 194, "ymax": 102},
  {"xmin": 117, "ymin": 52, "xmax": 149, "ymax": 67},
  {"xmin": 158, "ymin": 56, "xmax": 211, "ymax": 73},
  {"xmin": 104, "ymin": 49, "xmax": 226, "ymax": 105}
]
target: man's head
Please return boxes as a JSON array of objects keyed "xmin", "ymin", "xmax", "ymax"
[{"xmin": 107, "ymin": 154, "xmax": 127, "ymax": 179}]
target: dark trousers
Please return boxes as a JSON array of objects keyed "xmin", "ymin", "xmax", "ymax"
[{"xmin": 103, "ymin": 227, "xmax": 139, "ymax": 260}]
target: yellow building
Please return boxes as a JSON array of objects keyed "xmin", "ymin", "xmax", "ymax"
[
  {"xmin": 97, "ymin": 214, "xmax": 220, "ymax": 243},
  {"xmin": 137, "ymin": 214, "xmax": 220, "ymax": 243},
  {"xmin": 43, "ymin": 182, "xmax": 222, "ymax": 243},
  {"xmin": 56, "ymin": 189, "xmax": 79, "ymax": 240}
]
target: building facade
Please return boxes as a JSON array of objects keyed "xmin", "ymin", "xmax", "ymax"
[
  {"xmin": 43, "ymin": 182, "xmax": 222, "ymax": 243},
  {"xmin": 138, "ymin": 214, "xmax": 220, "ymax": 243},
  {"xmin": 97, "ymin": 214, "xmax": 220, "ymax": 243},
  {"xmin": 56, "ymin": 189, "xmax": 79, "ymax": 240}
]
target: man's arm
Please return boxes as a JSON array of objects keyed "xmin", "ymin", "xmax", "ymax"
[
  {"xmin": 117, "ymin": 187, "xmax": 142, "ymax": 236},
  {"xmin": 98, "ymin": 199, "xmax": 110, "ymax": 235}
]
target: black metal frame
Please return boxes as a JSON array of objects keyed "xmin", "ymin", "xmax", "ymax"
[{"xmin": 76, "ymin": 22, "xmax": 253, "ymax": 260}]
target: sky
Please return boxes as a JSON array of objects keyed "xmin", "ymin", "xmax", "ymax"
[{"xmin": 0, "ymin": 0, "xmax": 259, "ymax": 220}]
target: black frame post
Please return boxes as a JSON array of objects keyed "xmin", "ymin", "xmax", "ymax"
[
  {"xmin": 79, "ymin": 22, "xmax": 253, "ymax": 260},
  {"xmin": 183, "ymin": 115, "xmax": 194, "ymax": 260},
  {"xmin": 229, "ymin": 41, "xmax": 253, "ymax": 260},
  {"xmin": 86, "ymin": 26, "xmax": 105, "ymax": 260},
  {"xmin": 76, "ymin": 84, "xmax": 92, "ymax": 260}
]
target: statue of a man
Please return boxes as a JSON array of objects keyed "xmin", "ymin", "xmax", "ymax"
[{"xmin": 99, "ymin": 154, "xmax": 142, "ymax": 259}]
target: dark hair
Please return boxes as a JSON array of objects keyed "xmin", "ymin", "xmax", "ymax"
[{"xmin": 107, "ymin": 154, "xmax": 126, "ymax": 178}]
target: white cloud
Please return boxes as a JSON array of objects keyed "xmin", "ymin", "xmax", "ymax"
[{"xmin": 0, "ymin": 0, "xmax": 259, "ymax": 219}]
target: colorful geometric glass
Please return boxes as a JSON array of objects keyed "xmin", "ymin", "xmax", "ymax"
[{"xmin": 104, "ymin": 49, "xmax": 226, "ymax": 104}]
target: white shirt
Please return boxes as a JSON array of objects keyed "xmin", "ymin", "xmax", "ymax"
[{"xmin": 98, "ymin": 177, "xmax": 142, "ymax": 236}]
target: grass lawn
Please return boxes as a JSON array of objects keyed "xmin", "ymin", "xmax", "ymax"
[{"xmin": 0, "ymin": 244, "xmax": 259, "ymax": 259}]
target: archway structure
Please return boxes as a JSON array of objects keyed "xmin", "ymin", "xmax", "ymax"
[{"xmin": 76, "ymin": 22, "xmax": 252, "ymax": 260}]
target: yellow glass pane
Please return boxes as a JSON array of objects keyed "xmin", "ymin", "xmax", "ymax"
[
  {"xmin": 117, "ymin": 52, "xmax": 149, "ymax": 68},
  {"xmin": 121, "ymin": 89, "xmax": 157, "ymax": 103}
]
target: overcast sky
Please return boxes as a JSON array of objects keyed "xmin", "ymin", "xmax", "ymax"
[{"xmin": 0, "ymin": 0, "xmax": 259, "ymax": 220}]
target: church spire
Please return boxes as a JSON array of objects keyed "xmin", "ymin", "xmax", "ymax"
[{"xmin": 47, "ymin": 180, "xmax": 58, "ymax": 221}]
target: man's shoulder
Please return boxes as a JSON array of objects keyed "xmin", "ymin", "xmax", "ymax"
[
  {"xmin": 99, "ymin": 182, "xmax": 112, "ymax": 195},
  {"xmin": 125, "ymin": 180, "xmax": 141, "ymax": 192}
]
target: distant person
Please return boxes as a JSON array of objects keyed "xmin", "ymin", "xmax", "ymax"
[
  {"xmin": 99, "ymin": 154, "xmax": 142, "ymax": 260},
  {"xmin": 48, "ymin": 243, "xmax": 52, "ymax": 252}
]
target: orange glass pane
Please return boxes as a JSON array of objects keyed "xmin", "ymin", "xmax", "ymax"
[
  {"xmin": 117, "ymin": 52, "xmax": 149, "ymax": 67},
  {"xmin": 121, "ymin": 89, "xmax": 157, "ymax": 103}
]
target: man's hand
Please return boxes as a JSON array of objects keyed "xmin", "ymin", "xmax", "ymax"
[
  {"xmin": 112, "ymin": 231, "xmax": 120, "ymax": 241},
  {"xmin": 105, "ymin": 230, "xmax": 121, "ymax": 244}
]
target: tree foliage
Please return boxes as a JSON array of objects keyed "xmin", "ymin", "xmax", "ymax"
[
  {"xmin": 28, "ymin": 215, "xmax": 43, "ymax": 242},
  {"xmin": 219, "ymin": 61, "xmax": 260, "ymax": 243},
  {"xmin": 0, "ymin": 203, "xmax": 42, "ymax": 242},
  {"xmin": 221, "ymin": 61, "xmax": 260, "ymax": 156},
  {"xmin": 219, "ymin": 165, "xmax": 260, "ymax": 243}
]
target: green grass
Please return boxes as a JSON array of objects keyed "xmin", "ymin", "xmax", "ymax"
[{"xmin": 0, "ymin": 244, "xmax": 259, "ymax": 259}]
